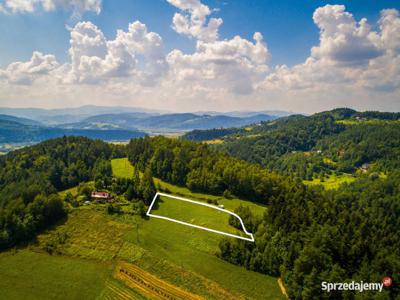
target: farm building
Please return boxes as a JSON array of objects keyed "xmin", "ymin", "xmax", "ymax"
[{"xmin": 91, "ymin": 191, "xmax": 113, "ymax": 202}]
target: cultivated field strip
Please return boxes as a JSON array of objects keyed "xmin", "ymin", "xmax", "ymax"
[
  {"xmin": 102, "ymin": 279, "xmax": 136, "ymax": 300},
  {"xmin": 114, "ymin": 261, "xmax": 204, "ymax": 300}
]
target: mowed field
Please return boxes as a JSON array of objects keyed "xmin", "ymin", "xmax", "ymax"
[
  {"xmin": 0, "ymin": 158, "xmax": 283, "ymax": 300},
  {"xmin": 112, "ymin": 158, "xmax": 283, "ymax": 299},
  {"xmin": 152, "ymin": 194, "xmax": 247, "ymax": 237},
  {"xmin": 0, "ymin": 250, "xmax": 111, "ymax": 300}
]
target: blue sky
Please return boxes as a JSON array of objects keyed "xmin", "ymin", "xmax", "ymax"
[
  {"xmin": 1, "ymin": 0, "xmax": 398, "ymax": 67},
  {"xmin": 0, "ymin": 0, "xmax": 399, "ymax": 112}
]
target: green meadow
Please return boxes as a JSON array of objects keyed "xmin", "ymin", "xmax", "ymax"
[
  {"xmin": 303, "ymin": 172, "xmax": 356, "ymax": 189},
  {"xmin": 152, "ymin": 194, "xmax": 246, "ymax": 236},
  {"xmin": 336, "ymin": 119, "xmax": 400, "ymax": 125},
  {"xmin": 112, "ymin": 157, "xmax": 283, "ymax": 299},
  {"xmin": 0, "ymin": 250, "xmax": 111, "ymax": 300}
]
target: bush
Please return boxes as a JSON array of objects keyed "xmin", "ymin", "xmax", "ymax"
[
  {"xmin": 222, "ymin": 189, "xmax": 234, "ymax": 199},
  {"xmin": 106, "ymin": 204, "xmax": 121, "ymax": 214}
]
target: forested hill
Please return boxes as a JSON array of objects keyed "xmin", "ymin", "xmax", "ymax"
[
  {"xmin": 183, "ymin": 108, "xmax": 400, "ymax": 178},
  {"xmin": 0, "ymin": 137, "xmax": 124, "ymax": 249},
  {"xmin": 126, "ymin": 136, "xmax": 400, "ymax": 299},
  {"xmin": 0, "ymin": 117, "xmax": 146, "ymax": 144}
]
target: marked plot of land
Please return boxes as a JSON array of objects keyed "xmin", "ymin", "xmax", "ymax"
[{"xmin": 147, "ymin": 193, "xmax": 254, "ymax": 242}]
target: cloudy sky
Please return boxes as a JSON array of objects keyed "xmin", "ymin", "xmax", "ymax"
[{"xmin": 0, "ymin": 0, "xmax": 399, "ymax": 113}]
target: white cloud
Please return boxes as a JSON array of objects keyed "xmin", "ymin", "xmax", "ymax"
[
  {"xmin": 262, "ymin": 5, "xmax": 400, "ymax": 96},
  {"xmin": 64, "ymin": 20, "xmax": 167, "ymax": 84},
  {"xmin": 0, "ymin": 2, "xmax": 399, "ymax": 113},
  {"xmin": 167, "ymin": 32, "xmax": 269, "ymax": 94},
  {"xmin": 0, "ymin": 0, "xmax": 101, "ymax": 15},
  {"xmin": 311, "ymin": 5, "xmax": 382, "ymax": 65},
  {"xmin": 165, "ymin": 0, "xmax": 269, "ymax": 94},
  {"xmin": 379, "ymin": 9, "xmax": 400, "ymax": 54},
  {"xmin": 167, "ymin": 0, "xmax": 222, "ymax": 42},
  {"xmin": 0, "ymin": 51, "xmax": 59, "ymax": 84}
]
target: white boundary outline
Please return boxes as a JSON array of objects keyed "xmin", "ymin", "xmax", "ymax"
[{"xmin": 146, "ymin": 192, "xmax": 255, "ymax": 242}]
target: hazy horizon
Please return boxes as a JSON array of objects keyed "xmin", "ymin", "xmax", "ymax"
[{"xmin": 0, "ymin": 0, "xmax": 399, "ymax": 113}]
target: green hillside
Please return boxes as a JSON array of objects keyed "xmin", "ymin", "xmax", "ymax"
[
  {"xmin": 0, "ymin": 250, "xmax": 112, "ymax": 300},
  {"xmin": 183, "ymin": 108, "xmax": 400, "ymax": 190},
  {"xmin": 0, "ymin": 152, "xmax": 283, "ymax": 300},
  {"xmin": 110, "ymin": 158, "xmax": 282, "ymax": 299}
]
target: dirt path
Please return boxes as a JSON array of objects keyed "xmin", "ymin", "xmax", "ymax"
[{"xmin": 278, "ymin": 278, "xmax": 289, "ymax": 299}]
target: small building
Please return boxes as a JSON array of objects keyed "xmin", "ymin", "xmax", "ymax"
[{"xmin": 91, "ymin": 191, "xmax": 113, "ymax": 202}]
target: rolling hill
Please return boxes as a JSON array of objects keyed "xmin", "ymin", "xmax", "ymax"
[
  {"xmin": 0, "ymin": 114, "xmax": 42, "ymax": 126},
  {"xmin": 183, "ymin": 108, "xmax": 400, "ymax": 183},
  {"xmin": 62, "ymin": 112, "xmax": 276, "ymax": 131},
  {"xmin": 0, "ymin": 105, "xmax": 164, "ymax": 125},
  {"xmin": 0, "ymin": 119, "xmax": 146, "ymax": 144}
]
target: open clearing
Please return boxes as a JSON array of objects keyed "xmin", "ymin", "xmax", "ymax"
[
  {"xmin": 149, "ymin": 193, "xmax": 254, "ymax": 241},
  {"xmin": 303, "ymin": 172, "xmax": 356, "ymax": 189}
]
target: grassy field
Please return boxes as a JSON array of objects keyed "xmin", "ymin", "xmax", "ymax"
[
  {"xmin": 336, "ymin": 119, "xmax": 400, "ymax": 125},
  {"xmin": 0, "ymin": 250, "xmax": 112, "ymax": 300},
  {"xmin": 152, "ymin": 194, "xmax": 245, "ymax": 236},
  {"xmin": 303, "ymin": 172, "xmax": 356, "ymax": 189},
  {"xmin": 111, "ymin": 158, "xmax": 135, "ymax": 179},
  {"xmin": 203, "ymin": 139, "xmax": 224, "ymax": 145},
  {"xmin": 125, "ymin": 214, "xmax": 283, "ymax": 299},
  {"xmin": 33, "ymin": 206, "xmax": 283, "ymax": 299},
  {"xmin": 111, "ymin": 157, "xmax": 283, "ymax": 299}
]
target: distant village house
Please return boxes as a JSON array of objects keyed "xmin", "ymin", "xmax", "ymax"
[{"xmin": 91, "ymin": 191, "xmax": 113, "ymax": 202}]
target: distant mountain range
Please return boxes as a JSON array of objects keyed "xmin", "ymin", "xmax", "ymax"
[
  {"xmin": 0, "ymin": 105, "xmax": 164, "ymax": 125},
  {"xmin": 0, "ymin": 106, "xmax": 291, "ymax": 126},
  {"xmin": 0, "ymin": 106, "xmax": 292, "ymax": 148},
  {"xmin": 60, "ymin": 112, "xmax": 277, "ymax": 131},
  {"xmin": 0, "ymin": 114, "xmax": 42, "ymax": 126},
  {"xmin": 0, "ymin": 118, "xmax": 145, "ymax": 145}
]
